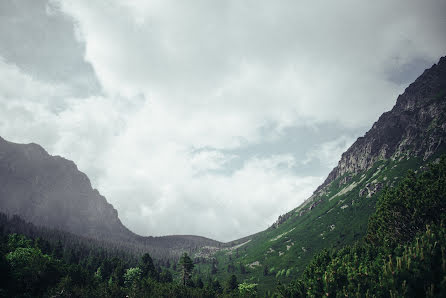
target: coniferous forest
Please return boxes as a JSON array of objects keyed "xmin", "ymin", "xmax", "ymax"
[{"xmin": 1, "ymin": 156, "xmax": 445, "ymax": 297}]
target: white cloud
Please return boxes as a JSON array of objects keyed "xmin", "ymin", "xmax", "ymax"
[
  {"xmin": 0, "ymin": 58, "xmax": 69, "ymax": 104},
  {"xmin": 99, "ymin": 150, "xmax": 322, "ymax": 240},
  {"xmin": 1, "ymin": 0, "xmax": 445, "ymax": 241},
  {"xmin": 0, "ymin": 58, "xmax": 322, "ymax": 240},
  {"xmin": 56, "ymin": 0, "xmax": 446, "ymax": 128},
  {"xmin": 190, "ymin": 150, "xmax": 236, "ymax": 174},
  {"xmin": 303, "ymin": 136, "xmax": 356, "ymax": 169}
]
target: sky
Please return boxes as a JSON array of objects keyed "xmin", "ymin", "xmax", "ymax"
[{"xmin": 1, "ymin": 0, "xmax": 445, "ymax": 242}]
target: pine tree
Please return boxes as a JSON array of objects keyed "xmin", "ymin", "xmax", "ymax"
[
  {"xmin": 227, "ymin": 274, "xmax": 238, "ymax": 292},
  {"xmin": 179, "ymin": 253, "xmax": 194, "ymax": 286},
  {"xmin": 140, "ymin": 253, "xmax": 158, "ymax": 280}
]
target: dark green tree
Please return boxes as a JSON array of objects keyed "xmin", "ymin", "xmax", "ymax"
[
  {"xmin": 196, "ymin": 277, "xmax": 204, "ymax": 289},
  {"xmin": 367, "ymin": 156, "xmax": 446, "ymax": 248},
  {"xmin": 226, "ymin": 274, "xmax": 238, "ymax": 292},
  {"xmin": 263, "ymin": 264, "xmax": 269, "ymax": 276},
  {"xmin": 140, "ymin": 253, "xmax": 158, "ymax": 280},
  {"xmin": 179, "ymin": 252, "xmax": 194, "ymax": 286},
  {"xmin": 6, "ymin": 247, "xmax": 61, "ymax": 296},
  {"xmin": 159, "ymin": 270, "xmax": 173, "ymax": 283},
  {"xmin": 239, "ymin": 262, "xmax": 246, "ymax": 274},
  {"xmin": 52, "ymin": 240, "xmax": 63, "ymax": 259},
  {"xmin": 212, "ymin": 279, "xmax": 223, "ymax": 294}
]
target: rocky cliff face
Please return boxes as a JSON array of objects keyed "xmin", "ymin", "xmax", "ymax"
[
  {"xmin": 317, "ymin": 56, "xmax": 446, "ymax": 192},
  {"xmin": 0, "ymin": 137, "xmax": 135, "ymax": 241}
]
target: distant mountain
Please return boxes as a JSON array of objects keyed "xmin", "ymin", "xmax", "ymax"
[
  {"xmin": 201, "ymin": 56, "xmax": 446, "ymax": 292},
  {"xmin": 0, "ymin": 137, "xmax": 221, "ymax": 258}
]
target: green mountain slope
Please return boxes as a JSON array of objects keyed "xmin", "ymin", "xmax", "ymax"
[
  {"xmin": 278, "ymin": 155, "xmax": 446, "ymax": 297},
  {"xmin": 193, "ymin": 56, "xmax": 446, "ymax": 293}
]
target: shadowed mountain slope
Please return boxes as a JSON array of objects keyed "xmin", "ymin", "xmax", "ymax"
[{"xmin": 0, "ymin": 137, "xmax": 221, "ymax": 258}]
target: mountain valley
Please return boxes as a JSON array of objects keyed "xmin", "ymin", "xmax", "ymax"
[{"xmin": 0, "ymin": 56, "xmax": 445, "ymax": 296}]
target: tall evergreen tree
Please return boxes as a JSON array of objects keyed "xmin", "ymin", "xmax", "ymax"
[
  {"xmin": 179, "ymin": 253, "xmax": 194, "ymax": 286},
  {"xmin": 226, "ymin": 274, "xmax": 238, "ymax": 292}
]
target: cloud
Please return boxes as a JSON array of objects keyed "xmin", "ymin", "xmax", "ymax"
[
  {"xmin": 303, "ymin": 136, "xmax": 356, "ymax": 169},
  {"xmin": 0, "ymin": 58, "xmax": 135, "ymax": 181},
  {"xmin": 56, "ymin": 0, "xmax": 446, "ymax": 127},
  {"xmin": 99, "ymin": 151, "xmax": 322, "ymax": 240},
  {"xmin": 0, "ymin": 0, "xmax": 100, "ymax": 97},
  {"xmin": 1, "ymin": 0, "xmax": 445, "ymax": 241},
  {"xmin": 0, "ymin": 57, "xmax": 322, "ymax": 240}
]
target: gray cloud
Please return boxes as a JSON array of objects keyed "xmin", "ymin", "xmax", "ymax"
[
  {"xmin": 0, "ymin": 0, "xmax": 100, "ymax": 97},
  {"xmin": 0, "ymin": 0, "xmax": 445, "ymax": 241}
]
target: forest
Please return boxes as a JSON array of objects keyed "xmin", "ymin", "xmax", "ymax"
[{"xmin": 1, "ymin": 156, "xmax": 445, "ymax": 297}]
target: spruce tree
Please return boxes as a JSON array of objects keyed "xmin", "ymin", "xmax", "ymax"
[{"xmin": 179, "ymin": 253, "xmax": 194, "ymax": 286}]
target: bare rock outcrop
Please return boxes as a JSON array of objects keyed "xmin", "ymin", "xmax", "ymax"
[{"xmin": 316, "ymin": 56, "xmax": 446, "ymax": 193}]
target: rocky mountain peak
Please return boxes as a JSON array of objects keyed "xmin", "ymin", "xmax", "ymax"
[{"xmin": 316, "ymin": 56, "xmax": 446, "ymax": 193}]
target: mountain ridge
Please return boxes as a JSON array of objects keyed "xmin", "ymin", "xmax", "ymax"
[
  {"xmin": 301, "ymin": 56, "xmax": 446, "ymax": 211},
  {"xmin": 0, "ymin": 136, "xmax": 222, "ymax": 258}
]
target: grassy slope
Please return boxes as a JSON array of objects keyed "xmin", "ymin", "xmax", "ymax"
[{"xmin": 192, "ymin": 150, "xmax": 446, "ymax": 293}]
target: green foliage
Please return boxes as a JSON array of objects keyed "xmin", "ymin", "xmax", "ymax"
[
  {"xmin": 238, "ymin": 282, "xmax": 258, "ymax": 297},
  {"xmin": 367, "ymin": 156, "xmax": 446, "ymax": 248},
  {"xmin": 7, "ymin": 233, "xmax": 32, "ymax": 250},
  {"xmin": 196, "ymin": 276, "xmax": 204, "ymax": 288},
  {"xmin": 278, "ymin": 156, "xmax": 446, "ymax": 297},
  {"xmin": 6, "ymin": 247, "xmax": 62, "ymax": 296},
  {"xmin": 159, "ymin": 269, "xmax": 173, "ymax": 283},
  {"xmin": 226, "ymin": 274, "xmax": 239, "ymax": 292},
  {"xmin": 212, "ymin": 279, "xmax": 223, "ymax": 294},
  {"xmin": 0, "ymin": 218, "xmax": 227, "ymax": 297},
  {"xmin": 179, "ymin": 252, "xmax": 194, "ymax": 286},
  {"xmin": 281, "ymin": 224, "xmax": 446, "ymax": 297},
  {"xmin": 0, "ymin": 229, "xmax": 229, "ymax": 297},
  {"xmin": 140, "ymin": 252, "xmax": 158, "ymax": 280},
  {"xmin": 124, "ymin": 267, "xmax": 142, "ymax": 288}
]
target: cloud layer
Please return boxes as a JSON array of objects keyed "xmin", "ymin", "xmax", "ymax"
[{"xmin": 1, "ymin": 0, "xmax": 445, "ymax": 241}]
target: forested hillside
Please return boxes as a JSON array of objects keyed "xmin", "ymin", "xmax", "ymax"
[{"xmin": 278, "ymin": 155, "xmax": 446, "ymax": 297}]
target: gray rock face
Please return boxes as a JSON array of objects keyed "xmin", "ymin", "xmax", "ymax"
[
  {"xmin": 358, "ymin": 182, "xmax": 383, "ymax": 198},
  {"xmin": 274, "ymin": 56, "xmax": 446, "ymax": 227},
  {"xmin": 317, "ymin": 56, "xmax": 446, "ymax": 192},
  {"xmin": 0, "ymin": 137, "xmax": 134, "ymax": 241}
]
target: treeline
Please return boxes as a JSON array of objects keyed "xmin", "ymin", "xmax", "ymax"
[
  {"xmin": 0, "ymin": 211, "xmax": 220, "ymax": 265},
  {"xmin": 0, "ymin": 229, "xmax": 242, "ymax": 297},
  {"xmin": 276, "ymin": 156, "xmax": 446, "ymax": 297},
  {"xmin": 0, "ymin": 213, "xmax": 140, "ymax": 266},
  {"xmin": 0, "ymin": 215, "xmax": 256, "ymax": 296}
]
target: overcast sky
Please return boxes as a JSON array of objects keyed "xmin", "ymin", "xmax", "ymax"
[{"xmin": 1, "ymin": 0, "xmax": 445, "ymax": 242}]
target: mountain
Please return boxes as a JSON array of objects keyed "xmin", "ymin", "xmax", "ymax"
[
  {"xmin": 198, "ymin": 56, "xmax": 446, "ymax": 291},
  {"xmin": 0, "ymin": 137, "xmax": 133, "ymax": 240},
  {"xmin": 0, "ymin": 137, "xmax": 221, "ymax": 258},
  {"xmin": 317, "ymin": 56, "xmax": 446, "ymax": 192}
]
